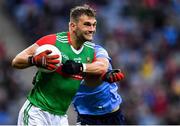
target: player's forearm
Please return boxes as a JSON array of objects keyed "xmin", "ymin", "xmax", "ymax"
[
  {"xmin": 12, "ymin": 54, "xmax": 31, "ymax": 69},
  {"xmin": 12, "ymin": 44, "xmax": 38, "ymax": 69},
  {"xmin": 60, "ymin": 57, "xmax": 109, "ymax": 75},
  {"xmin": 84, "ymin": 61, "xmax": 108, "ymax": 75}
]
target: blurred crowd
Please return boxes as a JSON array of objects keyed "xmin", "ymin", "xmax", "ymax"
[
  {"xmin": 0, "ymin": 0, "xmax": 180, "ymax": 124},
  {"xmin": 0, "ymin": 42, "xmax": 25, "ymax": 124}
]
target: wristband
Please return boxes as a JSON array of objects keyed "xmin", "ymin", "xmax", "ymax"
[
  {"xmin": 28, "ymin": 56, "xmax": 34, "ymax": 66},
  {"xmin": 82, "ymin": 63, "xmax": 86, "ymax": 72}
]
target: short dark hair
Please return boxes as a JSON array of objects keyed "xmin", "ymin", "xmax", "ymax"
[{"xmin": 70, "ymin": 4, "xmax": 96, "ymax": 22}]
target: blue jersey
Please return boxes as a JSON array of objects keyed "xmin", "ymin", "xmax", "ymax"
[{"xmin": 72, "ymin": 45, "xmax": 122, "ymax": 115}]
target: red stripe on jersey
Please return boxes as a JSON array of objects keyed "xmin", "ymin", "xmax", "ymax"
[
  {"xmin": 92, "ymin": 52, "xmax": 97, "ymax": 62},
  {"xmin": 36, "ymin": 34, "xmax": 56, "ymax": 46},
  {"xmin": 67, "ymin": 32, "xmax": 84, "ymax": 50},
  {"xmin": 67, "ymin": 32, "xmax": 72, "ymax": 45}
]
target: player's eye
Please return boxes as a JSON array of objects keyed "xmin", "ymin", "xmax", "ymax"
[
  {"xmin": 84, "ymin": 22, "xmax": 91, "ymax": 26},
  {"xmin": 93, "ymin": 23, "xmax": 97, "ymax": 27}
]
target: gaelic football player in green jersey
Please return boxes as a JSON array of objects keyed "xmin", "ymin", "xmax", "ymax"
[{"xmin": 12, "ymin": 5, "xmax": 123, "ymax": 125}]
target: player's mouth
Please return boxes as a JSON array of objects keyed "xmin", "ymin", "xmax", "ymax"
[{"xmin": 85, "ymin": 32, "xmax": 94, "ymax": 37}]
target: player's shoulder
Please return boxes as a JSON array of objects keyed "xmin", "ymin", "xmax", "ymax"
[
  {"xmin": 41, "ymin": 34, "xmax": 56, "ymax": 39},
  {"xmin": 36, "ymin": 34, "xmax": 56, "ymax": 46},
  {"xmin": 36, "ymin": 31, "xmax": 68, "ymax": 46},
  {"xmin": 94, "ymin": 44, "xmax": 107, "ymax": 52},
  {"xmin": 56, "ymin": 31, "xmax": 67, "ymax": 37},
  {"xmin": 83, "ymin": 42, "xmax": 106, "ymax": 50},
  {"xmin": 56, "ymin": 32, "xmax": 68, "ymax": 43},
  {"xmin": 84, "ymin": 41, "xmax": 95, "ymax": 49},
  {"xmin": 95, "ymin": 44, "xmax": 105, "ymax": 49}
]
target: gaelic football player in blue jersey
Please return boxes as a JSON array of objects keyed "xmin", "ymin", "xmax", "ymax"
[{"xmin": 73, "ymin": 44, "xmax": 126, "ymax": 125}]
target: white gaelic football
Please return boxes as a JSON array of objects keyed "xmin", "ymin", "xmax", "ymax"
[{"xmin": 34, "ymin": 44, "xmax": 62, "ymax": 73}]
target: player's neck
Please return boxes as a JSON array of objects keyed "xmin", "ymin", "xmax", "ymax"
[{"xmin": 70, "ymin": 32, "xmax": 84, "ymax": 50}]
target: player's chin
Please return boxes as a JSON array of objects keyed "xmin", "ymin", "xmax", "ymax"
[{"xmin": 85, "ymin": 36, "xmax": 93, "ymax": 41}]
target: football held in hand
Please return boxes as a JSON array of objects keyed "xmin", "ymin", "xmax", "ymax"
[{"xmin": 34, "ymin": 44, "xmax": 62, "ymax": 73}]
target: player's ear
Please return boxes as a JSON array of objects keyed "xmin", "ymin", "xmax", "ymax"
[{"xmin": 69, "ymin": 22, "xmax": 76, "ymax": 31}]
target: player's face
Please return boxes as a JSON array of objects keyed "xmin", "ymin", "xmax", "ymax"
[{"xmin": 75, "ymin": 15, "xmax": 97, "ymax": 42}]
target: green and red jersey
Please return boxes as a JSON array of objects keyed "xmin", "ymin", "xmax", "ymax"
[{"xmin": 28, "ymin": 32, "xmax": 95, "ymax": 115}]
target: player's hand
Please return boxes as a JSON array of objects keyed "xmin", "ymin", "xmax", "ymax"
[
  {"xmin": 102, "ymin": 69, "xmax": 124, "ymax": 83},
  {"xmin": 61, "ymin": 60, "xmax": 83, "ymax": 74},
  {"xmin": 28, "ymin": 50, "xmax": 60, "ymax": 71}
]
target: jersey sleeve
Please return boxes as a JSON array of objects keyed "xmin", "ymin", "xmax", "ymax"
[
  {"xmin": 94, "ymin": 45, "xmax": 112, "ymax": 70},
  {"xmin": 36, "ymin": 34, "xmax": 56, "ymax": 46},
  {"xmin": 94, "ymin": 45, "xmax": 111, "ymax": 60}
]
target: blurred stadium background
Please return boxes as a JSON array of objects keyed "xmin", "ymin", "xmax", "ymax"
[{"xmin": 0, "ymin": 0, "xmax": 180, "ymax": 125}]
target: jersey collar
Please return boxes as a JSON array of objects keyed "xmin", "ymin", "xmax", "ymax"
[{"xmin": 67, "ymin": 32, "xmax": 84, "ymax": 54}]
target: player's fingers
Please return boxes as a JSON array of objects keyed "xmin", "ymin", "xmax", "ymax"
[
  {"xmin": 46, "ymin": 64, "xmax": 57, "ymax": 70},
  {"xmin": 113, "ymin": 73, "xmax": 118, "ymax": 82},
  {"xmin": 48, "ymin": 55, "xmax": 60, "ymax": 59},
  {"xmin": 117, "ymin": 73, "xmax": 124, "ymax": 79},
  {"xmin": 117, "ymin": 74, "xmax": 123, "ymax": 81},
  {"xmin": 109, "ymin": 76, "xmax": 114, "ymax": 83},
  {"xmin": 41, "ymin": 56, "xmax": 47, "ymax": 67},
  {"xmin": 46, "ymin": 67, "xmax": 54, "ymax": 71},
  {"xmin": 47, "ymin": 59, "xmax": 60, "ymax": 64},
  {"xmin": 44, "ymin": 50, "xmax": 52, "ymax": 55},
  {"xmin": 116, "ymin": 74, "xmax": 122, "ymax": 80},
  {"xmin": 115, "ymin": 73, "xmax": 124, "ymax": 81}
]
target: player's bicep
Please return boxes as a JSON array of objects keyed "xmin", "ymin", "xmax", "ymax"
[
  {"xmin": 21, "ymin": 43, "xmax": 39, "ymax": 56},
  {"xmin": 93, "ymin": 57, "xmax": 109, "ymax": 69},
  {"xmin": 12, "ymin": 43, "xmax": 39, "ymax": 68}
]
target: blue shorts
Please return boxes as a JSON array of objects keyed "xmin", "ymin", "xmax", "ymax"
[{"xmin": 77, "ymin": 107, "xmax": 126, "ymax": 125}]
